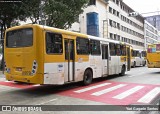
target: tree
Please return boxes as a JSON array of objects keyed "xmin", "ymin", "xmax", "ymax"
[
  {"xmin": 21, "ymin": 0, "xmax": 41, "ymax": 24},
  {"xmin": 0, "ymin": 0, "xmax": 41, "ymax": 70},
  {"xmin": 44, "ymin": 0, "xmax": 89, "ymax": 29}
]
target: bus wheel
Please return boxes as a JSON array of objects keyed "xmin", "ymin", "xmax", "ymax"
[
  {"xmin": 83, "ymin": 69, "xmax": 93, "ymax": 86},
  {"xmin": 119, "ymin": 65, "xmax": 126, "ymax": 76},
  {"xmin": 133, "ymin": 62, "xmax": 136, "ymax": 68}
]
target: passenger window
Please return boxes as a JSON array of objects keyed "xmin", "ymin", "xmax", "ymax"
[
  {"xmin": 121, "ymin": 45, "xmax": 126, "ymax": 56},
  {"xmin": 102, "ymin": 45, "xmax": 108, "ymax": 59},
  {"xmin": 46, "ymin": 32, "xmax": 63, "ymax": 54},
  {"xmin": 109, "ymin": 43, "xmax": 116, "ymax": 56},
  {"xmin": 76, "ymin": 37, "xmax": 89, "ymax": 55},
  {"xmin": 90, "ymin": 40, "xmax": 101, "ymax": 55},
  {"xmin": 116, "ymin": 44, "xmax": 121, "ymax": 56}
]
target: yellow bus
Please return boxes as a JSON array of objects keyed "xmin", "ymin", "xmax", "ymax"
[
  {"xmin": 147, "ymin": 44, "xmax": 160, "ymax": 68},
  {"xmin": 131, "ymin": 49, "xmax": 146, "ymax": 68},
  {"xmin": 4, "ymin": 24, "xmax": 131, "ymax": 85}
]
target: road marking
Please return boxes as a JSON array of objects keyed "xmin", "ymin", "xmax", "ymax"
[
  {"xmin": 74, "ymin": 83, "xmax": 111, "ymax": 93},
  {"xmin": 137, "ymin": 87, "xmax": 160, "ymax": 103},
  {"xmin": 113, "ymin": 86, "xmax": 144, "ymax": 99},
  {"xmin": 91, "ymin": 84, "xmax": 126, "ymax": 96}
]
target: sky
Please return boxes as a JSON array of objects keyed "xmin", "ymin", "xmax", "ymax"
[{"xmin": 123, "ymin": 0, "xmax": 160, "ymax": 16}]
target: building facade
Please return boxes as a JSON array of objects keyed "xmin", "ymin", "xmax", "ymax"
[
  {"xmin": 144, "ymin": 20, "xmax": 159, "ymax": 49},
  {"xmin": 70, "ymin": 0, "xmax": 145, "ymax": 50},
  {"xmin": 145, "ymin": 15, "xmax": 160, "ymax": 31}
]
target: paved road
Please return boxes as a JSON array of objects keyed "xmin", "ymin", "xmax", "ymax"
[{"xmin": 0, "ymin": 67, "xmax": 160, "ymax": 114}]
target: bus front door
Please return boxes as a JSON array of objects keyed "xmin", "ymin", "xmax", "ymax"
[
  {"xmin": 64, "ymin": 39, "xmax": 75, "ymax": 82},
  {"xmin": 102, "ymin": 44, "xmax": 109, "ymax": 76}
]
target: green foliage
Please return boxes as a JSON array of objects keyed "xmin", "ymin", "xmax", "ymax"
[
  {"xmin": 44, "ymin": 0, "xmax": 89, "ymax": 29},
  {"xmin": 21, "ymin": 0, "xmax": 41, "ymax": 23},
  {"xmin": 0, "ymin": 0, "xmax": 89, "ymax": 30},
  {"xmin": 0, "ymin": 1, "xmax": 23, "ymax": 28},
  {"xmin": 0, "ymin": 0, "xmax": 41, "ymax": 28}
]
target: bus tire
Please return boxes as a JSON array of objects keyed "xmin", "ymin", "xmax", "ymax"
[
  {"xmin": 119, "ymin": 65, "xmax": 126, "ymax": 76},
  {"xmin": 133, "ymin": 61, "xmax": 136, "ymax": 68},
  {"xmin": 83, "ymin": 69, "xmax": 93, "ymax": 86}
]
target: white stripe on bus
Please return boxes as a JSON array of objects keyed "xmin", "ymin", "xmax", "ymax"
[
  {"xmin": 74, "ymin": 83, "xmax": 111, "ymax": 93},
  {"xmin": 91, "ymin": 84, "xmax": 126, "ymax": 96},
  {"xmin": 137, "ymin": 87, "xmax": 160, "ymax": 103},
  {"xmin": 113, "ymin": 86, "xmax": 144, "ymax": 99}
]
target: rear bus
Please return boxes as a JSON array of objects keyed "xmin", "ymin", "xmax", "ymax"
[{"xmin": 5, "ymin": 24, "xmax": 44, "ymax": 84}]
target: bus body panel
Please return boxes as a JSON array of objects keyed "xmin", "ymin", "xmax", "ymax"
[{"xmin": 147, "ymin": 53, "xmax": 160, "ymax": 68}]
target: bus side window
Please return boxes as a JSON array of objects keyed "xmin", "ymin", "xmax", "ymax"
[
  {"xmin": 132, "ymin": 50, "xmax": 136, "ymax": 57},
  {"xmin": 136, "ymin": 51, "xmax": 139, "ymax": 57},
  {"xmin": 109, "ymin": 43, "xmax": 116, "ymax": 56},
  {"xmin": 116, "ymin": 44, "xmax": 121, "ymax": 56},
  {"xmin": 76, "ymin": 37, "xmax": 89, "ymax": 55},
  {"xmin": 102, "ymin": 45, "xmax": 108, "ymax": 59},
  {"xmin": 131, "ymin": 50, "xmax": 134, "ymax": 57},
  {"xmin": 90, "ymin": 40, "xmax": 101, "ymax": 55},
  {"xmin": 46, "ymin": 32, "xmax": 63, "ymax": 54},
  {"xmin": 142, "ymin": 51, "xmax": 146, "ymax": 57},
  {"xmin": 121, "ymin": 45, "xmax": 126, "ymax": 56},
  {"xmin": 139, "ymin": 52, "xmax": 141, "ymax": 58}
]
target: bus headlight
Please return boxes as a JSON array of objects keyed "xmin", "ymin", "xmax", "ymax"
[{"xmin": 31, "ymin": 60, "xmax": 38, "ymax": 75}]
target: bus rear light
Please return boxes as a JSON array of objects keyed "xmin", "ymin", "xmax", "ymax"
[
  {"xmin": 4, "ymin": 61, "xmax": 10, "ymax": 73},
  {"xmin": 4, "ymin": 60, "xmax": 7, "ymax": 71},
  {"xmin": 31, "ymin": 60, "xmax": 37, "ymax": 75},
  {"xmin": 6, "ymin": 68, "xmax": 10, "ymax": 73}
]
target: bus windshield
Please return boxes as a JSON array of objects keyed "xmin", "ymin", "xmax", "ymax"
[{"xmin": 6, "ymin": 28, "xmax": 33, "ymax": 48}]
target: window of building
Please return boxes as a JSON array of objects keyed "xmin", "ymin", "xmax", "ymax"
[
  {"xmin": 117, "ymin": 23, "xmax": 120, "ymax": 29},
  {"xmin": 76, "ymin": 37, "xmax": 89, "ymax": 55},
  {"xmin": 109, "ymin": 19, "xmax": 113, "ymax": 26},
  {"xmin": 117, "ymin": 35, "xmax": 120, "ymax": 41},
  {"xmin": 90, "ymin": 40, "xmax": 101, "ymax": 55},
  {"xmin": 109, "ymin": 7, "xmax": 112, "ymax": 13},
  {"xmin": 117, "ymin": 11, "xmax": 119, "ymax": 17},
  {"xmin": 114, "ymin": 34, "xmax": 117, "ymax": 40},
  {"xmin": 116, "ymin": 0, "xmax": 119, "ymax": 5},
  {"xmin": 110, "ymin": 33, "xmax": 113, "ymax": 39},
  {"xmin": 46, "ymin": 32, "xmax": 63, "ymax": 54},
  {"xmin": 121, "ymin": 37, "xmax": 124, "ymax": 42},
  {"xmin": 113, "ymin": 9, "xmax": 116, "ymax": 15},
  {"xmin": 113, "ymin": 21, "xmax": 116, "ymax": 28}
]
